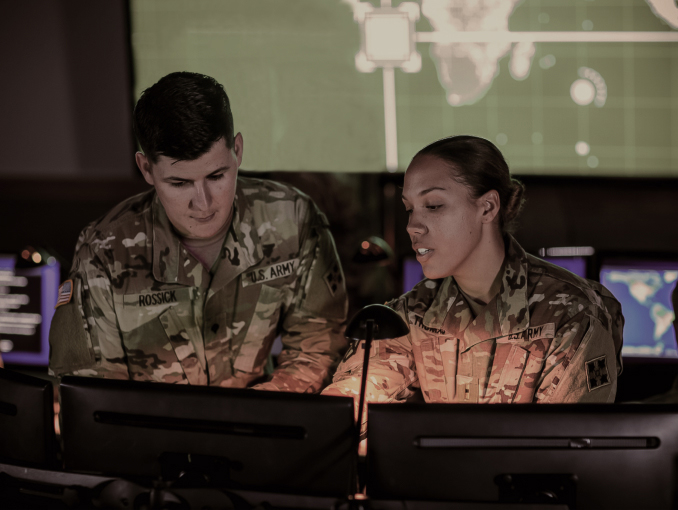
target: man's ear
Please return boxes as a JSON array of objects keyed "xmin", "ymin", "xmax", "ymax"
[
  {"xmin": 477, "ymin": 189, "xmax": 500, "ymax": 224},
  {"xmin": 135, "ymin": 152, "xmax": 155, "ymax": 186},
  {"xmin": 233, "ymin": 132, "xmax": 244, "ymax": 167}
]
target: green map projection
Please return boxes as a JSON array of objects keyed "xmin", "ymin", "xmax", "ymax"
[{"xmin": 131, "ymin": 0, "xmax": 678, "ymax": 175}]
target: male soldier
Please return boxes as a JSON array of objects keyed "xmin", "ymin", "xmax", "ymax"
[{"xmin": 49, "ymin": 72, "xmax": 347, "ymax": 391}]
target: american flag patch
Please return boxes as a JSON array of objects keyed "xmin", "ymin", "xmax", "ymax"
[{"xmin": 55, "ymin": 280, "xmax": 73, "ymax": 309}]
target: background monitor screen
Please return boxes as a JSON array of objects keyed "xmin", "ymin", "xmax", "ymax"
[
  {"xmin": 402, "ymin": 256, "xmax": 425, "ymax": 294},
  {"xmin": 0, "ymin": 255, "xmax": 59, "ymax": 366},
  {"xmin": 60, "ymin": 377, "xmax": 356, "ymax": 497},
  {"xmin": 131, "ymin": 0, "xmax": 678, "ymax": 176},
  {"xmin": 600, "ymin": 260, "xmax": 677, "ymax": 359},
  {"xmin": 542, "ymin": 256, "xmax": 587, "ymax": 279},
  {"xmin": 367, "ymin": 403, "xmax": 678, "ymax": 509}
]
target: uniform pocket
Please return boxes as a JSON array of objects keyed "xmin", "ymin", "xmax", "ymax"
[
  {"xmin": 491, "ymin": 345, "xmax": 529, "ymax": 404},
  {"xmin": 158, "ymin": 305, "xmax": 206, "ymax": 385},
  {"xmin": 233, "ymin": 284, "xmax": 283, "ymax": 373},
  {"xmin": 417, "ymin": 338, "xmax": 448, "ymax": 402}
]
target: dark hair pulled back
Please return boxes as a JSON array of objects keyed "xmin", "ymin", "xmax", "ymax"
[
  {"xmin": 414, "ymin": 135, "xmax": 525, "ymax": 234},
  {"xmin": 133, "ymin": 72, "xmax": 235, "ymax": 164}
]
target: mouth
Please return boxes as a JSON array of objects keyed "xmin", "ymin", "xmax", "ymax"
[
  {"xmin": 414, "ymin": 246, "xmax": 433, "ymax": 261},
  {"xmin": 192, "ymin": 213, "xmax": 216, "ymax": 223}
]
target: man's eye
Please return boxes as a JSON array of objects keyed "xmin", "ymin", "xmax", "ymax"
[
  {"xmin": 170, "ymin": 181, "xmax": 187, "ymax": 188},
  {"xmin": 426, "ymin": 205, "xmax": 442, "ymax": 211},
  {"xmin": 208, "ymin": 173, "xmax": 224, "ymax": 181}
]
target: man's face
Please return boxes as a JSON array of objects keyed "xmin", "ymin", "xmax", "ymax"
[{"xmin": 136, "ymin": 135, "xmax": 243, "ymax": 239}]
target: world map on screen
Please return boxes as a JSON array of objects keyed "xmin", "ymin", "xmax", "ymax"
[{"xmin": 601, "ymin": 268, "xmax": 678, "ymax": 358}]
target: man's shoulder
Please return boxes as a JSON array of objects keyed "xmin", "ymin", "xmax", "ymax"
[
  {"xmin": 77, "ymin": 188, "xmax": 155, "ymax": 252},
  {"xmin": 238, "ymin": 175, "xmax": 308, "ymax": 204}
]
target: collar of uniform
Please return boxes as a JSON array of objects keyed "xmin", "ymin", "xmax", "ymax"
[
  {"xmin": 496, "ymin": 235, "xmax": 530, "ymax": 337},
  {"xmin": 439, "ymin": 235, "xmax": 530, "ymax": 350},
  {"xmin": 208, "ymin": 179, "xmax": 265, "ymax": 293},
  {"xmin": 421, "ymin": 277, "xmax": 459, "ymax": 330},
  {"xmin": 151, "ymin": 193, "xmax": 182, "ymax": 284}
]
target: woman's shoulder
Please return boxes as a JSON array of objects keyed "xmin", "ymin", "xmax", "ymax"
[{"xmin": 525, "ymin": 253, "xmax": 621, "ymax": 321}]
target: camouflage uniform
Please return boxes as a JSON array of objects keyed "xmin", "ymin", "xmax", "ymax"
[
  {"xmin": 323, "ymin": 236, "xmax": 623, "ymax": 415},
  {"xmin": 49, "ymin": 177, "xmax": 348, "ymax": 392}
]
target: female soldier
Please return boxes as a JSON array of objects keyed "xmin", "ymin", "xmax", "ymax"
[{"xmin": 323, "ymin": 135, "xmax": 623, "ymax": 413}]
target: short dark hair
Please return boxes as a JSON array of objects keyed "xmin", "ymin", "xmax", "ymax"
[
  {"xmin": 133, "ymin": 72, "xmax": 235, "ymax": 163},
  {"xmin": 413, "ymin": 135, "xmax": 526, "ymax": 234}
]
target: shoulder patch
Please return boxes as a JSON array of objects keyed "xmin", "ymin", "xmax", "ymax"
[
  {"xmin": 323, "ymin": 263, "xmax": 343, "ymax": 296},
  {"xmin": 586, "ymin": 355, "xmax": 611, "ymax": 391},
  {"xmin": 55, "ymin": 280, "xmax": 73, "ymax": 309}
]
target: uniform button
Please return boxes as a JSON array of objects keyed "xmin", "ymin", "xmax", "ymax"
[{"xmin": 211, "ymin": 324, "xmax": 219, "ymax": 333}]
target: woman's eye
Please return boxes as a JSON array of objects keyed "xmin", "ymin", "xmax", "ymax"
[
  {"xmin": 170, "ymin": 181, "xmax": 186, "ymax": 188},
  {"xmin": 426, "ymin": 205, "xmax": 442, "ymax": 211},
  {"xmin": 404, "ymin": 208, "xmax": 412, "ymax": 215}
]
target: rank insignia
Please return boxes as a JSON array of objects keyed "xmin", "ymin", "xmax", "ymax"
[
  {"xmin": 55, "ymin": 280, "xmax": 73, "ymax": 309},
  {"xmin": 324, "ymin": 264, "xmax": 343, "ymax": 296},
  {"xmin": 585, "ymin": 355, "xmax": 611, "ymax": 391}
]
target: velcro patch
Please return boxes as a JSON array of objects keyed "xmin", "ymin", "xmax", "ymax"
[
  {"xmin": 586, "ymin": 355, "xmax": 611, "ymax": 391},
  {"xmin": 323, "ymin": 263, "xmax": 343, "ymax": 296},
  {"xmin": 242, "ymin": 258, "xmax": 299, "ymax": 287},
  {"xmin": 498, "ymin": 323, "xmax": 556, "ymax": 343},
  {"xmin": 55, "ymin": 280, "xmax": 73, "ymax": 309}
]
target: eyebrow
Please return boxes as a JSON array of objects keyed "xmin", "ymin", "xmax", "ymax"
[
  {"xmin": 164, "ymin": 166, "xmax": 229, "ymax": 182},
  {"xmin": 402, "ymin": 186, "xmax": 447, "ymax": 201}
]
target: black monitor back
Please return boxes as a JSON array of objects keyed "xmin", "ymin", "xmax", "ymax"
[
  {"xmin": 367, "ymin": 403, "xmax": 678, "ymax": 509},
  {"xmin": 60, "ymin": 376, "xmax": 355, "ymax": 497},
  {"xmin": 0, "ymin": 368, "xmax": 56, "ymax": 467}
]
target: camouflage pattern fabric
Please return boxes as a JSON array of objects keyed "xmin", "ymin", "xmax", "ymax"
[
  {"xmin": 49, "ymin": 176, "xmax": 348, "ymax": 392},
  {"xmin": 323, "ymin": 236, "xmax": 623, "ymax": 426}
]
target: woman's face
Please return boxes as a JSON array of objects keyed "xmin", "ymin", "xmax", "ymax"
[{"xmin": 402, "ymin": 155, "xmax": 487, "ymax": 280}]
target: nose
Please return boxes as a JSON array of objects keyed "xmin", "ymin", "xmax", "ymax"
[
  {"xmin": 190, "ymin": 181, "xmax": 211, "ymax": 212},
  {"xmin": 406, "ymin": 211, "xmax": 427, "ymax": 237}
]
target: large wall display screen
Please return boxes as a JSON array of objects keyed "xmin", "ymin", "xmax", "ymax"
[{"xmin": 131, "ymin": 0, "xmax": 677, "ymax": 175}]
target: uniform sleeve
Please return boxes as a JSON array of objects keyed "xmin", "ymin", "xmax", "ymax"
[
  {"xmin": 48, "ymin": 242, "xmax": 129, "ymax": 380},
  {"xmin": 535, "ymin": 311, "xmax": 619, "ymax": 403},
  {"xmin": 253, "ymin": 199, "xmax": 348, "ymax": 393},
  {"xmin": 322, "ymin": 298, "xmax": 418, "ymax": 431}
]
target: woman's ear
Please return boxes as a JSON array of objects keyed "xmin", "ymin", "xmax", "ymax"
[{"xmin": 477, "ymin": 189, "xmax": 500, "ymax": 224}]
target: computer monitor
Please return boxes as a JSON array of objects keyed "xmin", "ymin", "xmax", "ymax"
[
  {"xmin": 0, "ymin": 368, "xmax": 57, "ymax": 468},
  {"xmin": 541, "ymin": 256, "xmax": 588, "ymax": 279},
  {"xmin": 59, "ymin": 376, "xmax": 356, "ymax": 497},
  {"xmin": 0, "ymin": 255, "xmax": 60, "ymax": 366},
  {"xmin": 599, "ymin": 259, "xmax": 678, "ymax": 359},
  {"xmin": 366, "ymin": 403, "xmax": 678, "ymax": 509},
  {"xmin": 402, "ymin": 257, "xmax": 424, "ymax": 294}
]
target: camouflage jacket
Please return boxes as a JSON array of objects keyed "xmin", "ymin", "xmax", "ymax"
[
  {"xmin": 49, "ymin": 177, "xmax": 348, "ymax": 392},
  {"xmin": 324, "ymin": 236, "xmax": 623, "ymax": 409}
]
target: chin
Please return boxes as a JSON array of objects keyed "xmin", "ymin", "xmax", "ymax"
[{"xmin": 422, "ymin": 265, "xmax": 452, "ymax": 280}]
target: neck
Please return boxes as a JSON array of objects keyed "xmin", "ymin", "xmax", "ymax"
[
  {"xmin": 180, "ymin": 207, "xmax": 233, "ymax": 248},
  {"xmin": 181, "ymin": 220, "xmax": 230, "ymax": 248},
  {"xmin": 454, "ymin": 227, "xmax": 506, "ymax": 304}
]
